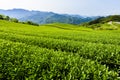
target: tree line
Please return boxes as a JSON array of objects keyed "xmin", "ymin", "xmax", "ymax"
[{"xmin": 0, "ymin": 14, "xmax": 39, "ymax": 26}]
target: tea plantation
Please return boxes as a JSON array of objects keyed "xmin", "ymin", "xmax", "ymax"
[{"xmin": 0, "ymin": 20, "xmax": 120, "ymax": 79}]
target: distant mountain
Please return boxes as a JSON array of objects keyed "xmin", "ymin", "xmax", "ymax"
[
  {"xmin": 0, "ymin": 8, "xmax": 97, "ymax": 24},
  {"xmin": 0, "ymin": 9, "xmax": 39, "ymax": 19}
]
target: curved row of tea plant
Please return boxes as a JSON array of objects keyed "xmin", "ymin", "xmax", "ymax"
[
  {"xmin": 0, "ymin": 27, "xmax": 120, "ymax": 45},
  {"xmin": 0, "ymin": 32, "xmax": 120, "ymax": 71},
  {"xmin": 0, "ymin": 39, "xmax": 117, "ymax": 79},
  {"xmin": 1, "ymin": 20, "xmax": 120, "ymax": 79},
  {"xmin": 0, "ymin": 20, "xmax": 120, "ymax": 45}
]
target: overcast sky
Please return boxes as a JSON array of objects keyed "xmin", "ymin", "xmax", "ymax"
[{"xmin": 0, "ymin": 0, "xmax": 120, "ymax": 16}]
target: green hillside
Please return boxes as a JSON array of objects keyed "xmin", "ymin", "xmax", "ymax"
[
  {"xmin": 0, "ymin": 20, "xmax": 120, "ymax": 79},
  {"xmin": 81, "ymin": 15, "xmax": 120, "ymax": 30},
  {"xmin": 88, "ymin": 15, "xmax": 120, "ymax": 25}
]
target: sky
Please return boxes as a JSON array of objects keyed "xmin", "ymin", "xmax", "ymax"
[{"xmin": 0, "ymin": 0, "xmax": 120, "ymax": 16}]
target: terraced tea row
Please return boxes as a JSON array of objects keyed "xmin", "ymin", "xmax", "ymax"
[
  {"xmin": 0, "ymin": 20, "xmax": 120, "ymax": 45},
  {"xmin": 0, "ymin": 32, "xmax": 120, "ymax": 71},
  {"xmin": 1, "ymin": 20, "xmax": 120, "ymax": 79},
  {"xmin": 0, "ymin": 29, "xmax": 120, "ymax": 45},
  {"xmin": 0, "ymin": 39, "xmax": 117, "ymax": 79}
]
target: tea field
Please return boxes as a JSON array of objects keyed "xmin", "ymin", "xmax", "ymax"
[{"xmin": 0, "ymin": 20, "xmax": 120, "ymax": 79}]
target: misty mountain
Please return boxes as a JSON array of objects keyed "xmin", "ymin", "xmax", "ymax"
[{"xmin": 0, "ymin": 9, "xmax": 97, "ymax": 24}]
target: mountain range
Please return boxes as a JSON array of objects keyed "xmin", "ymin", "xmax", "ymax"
[{"xmin": 0, "ymin": 9, "xmax": 98, "ymax": 24}]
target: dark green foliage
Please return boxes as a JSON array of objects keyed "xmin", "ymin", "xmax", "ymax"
[
  {"xmin": 19, "ymin": 21, "xmax": 39, "ymax": 26},
  {"xmin": 0, "ymin": 14, "xmax": 39, "ymax": 26},
  {"xmin": 10, "ymin": 18, "xmax": 19, "ymax": 23},
  {"xmin": 88, "ymin": 17, "xmax": 105, "ymax": 25},
  {"xmin": 0, "ymin": 14, "xmax": 18, "ymax": 23},
  {"xmin": 0, "ymin": 15, "xmax": 10, "ymax": 21},
  {"xmin": 4, "ymin": 16, "xmax": 10, "ymax": 21},
  {"xmin": 103, "ymin": 15, "xmax": 120, "ymax": 22},
  {"xmin": 25, "ymin": 21, "xmax": 39, "ymax": 26},
  {"xmin": 88, "ymin": 15, "xmax": 120, "ymax": 25},
  {"xmin": 0, "ymin": 14, "xmax": 4, "ymax": 20}
]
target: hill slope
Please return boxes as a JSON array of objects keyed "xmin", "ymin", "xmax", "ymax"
[
  {"xmin": 87, "ymin": 15, "xmax": 120, "ymax": 25},
  {"xmin": 81, "ymin": 15, "xmax": 120, "ymax": 30}
]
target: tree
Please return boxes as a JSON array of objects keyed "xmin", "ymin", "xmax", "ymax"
[
  {"xmin": 0, "ymin": 15, "xmax": 4, "ymax": 20},
  {"xmin": 10, "ymin": 18, "xmax": 19, "ymax": 23},
  {"xmin": 26, "ymin": 21, "xmax": 39, "ymax": 26},
  {"xmin": 4, "ymin": 16, "xmax": 10, "ymax": 21}
]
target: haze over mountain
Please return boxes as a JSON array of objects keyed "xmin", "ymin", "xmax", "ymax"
[{"xmin": 0, "ymin": 9, "xmax": 97, "ymax": 24}]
